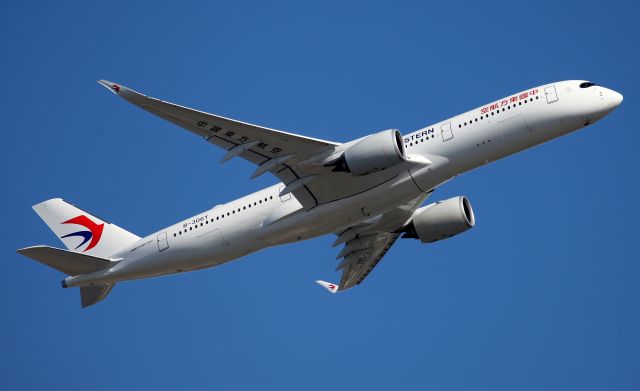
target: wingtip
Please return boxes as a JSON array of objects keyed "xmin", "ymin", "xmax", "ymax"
[
  {"xmin": 315, "ymin": 280, "xmax": 339, "ymax": 293},
  {"xmin": 97, "ymin": 79, "xmax": 122, "ymax": 94}
]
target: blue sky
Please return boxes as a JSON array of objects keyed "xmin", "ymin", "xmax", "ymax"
[{"xmin": 1, "ymin": 1, "xmax": 638, "ymax": 390}]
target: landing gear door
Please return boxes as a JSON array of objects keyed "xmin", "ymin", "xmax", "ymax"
[
  {"xmin": 157, "ymin": 232, "xmax": 169, "ymax": 252},
  {"xmin": 545, "ymin": 86, "xmax": 558, "ymax": 103},
  {"xmin": 441, "ymin": 123, "xmax": 454, "ymax": 142}
]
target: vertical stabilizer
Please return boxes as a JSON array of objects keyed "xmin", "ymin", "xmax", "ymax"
[{"xmin": 32, "ymin": 198, "xmax": 140, "ymax": 258}]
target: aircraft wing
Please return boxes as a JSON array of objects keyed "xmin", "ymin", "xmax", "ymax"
[
  {"xmin": 317, "ymin": 192, "xmax": 431, "ymax": 292},
  {"xmin": 99, "ymin": 80, "xmax": 412, "ymax": 210}
]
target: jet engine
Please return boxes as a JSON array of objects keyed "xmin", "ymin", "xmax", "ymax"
[
  {"xmin": 327, "ymin": 129, "xmax": 406, "ymax": 176},
  {"xmin": 401, "ymin": 196, "xmax": 475, "ymax": 243}
]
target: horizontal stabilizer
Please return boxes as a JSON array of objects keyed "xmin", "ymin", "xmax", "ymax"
[
  {"xmin": 80, "ymin": 284, "xmax": 115, "ymax": 308},
  {"xmin": 17, "ymin": 245, "xmax": 114, "ymax": 276},
  {"xmin": 315, "ymin": 280, "xmax": 339, "ymax": 293}
]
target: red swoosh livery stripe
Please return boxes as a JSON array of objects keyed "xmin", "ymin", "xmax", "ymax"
[{"xmin": 62, "ymin": 215, "xmax": 104, "ymax": 251}]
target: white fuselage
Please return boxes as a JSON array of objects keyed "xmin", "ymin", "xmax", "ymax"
[{"xmin": 64, "ymin": 80, "xmax": 622, "ymax": 287}]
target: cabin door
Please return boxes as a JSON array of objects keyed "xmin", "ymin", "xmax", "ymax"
[
  {"xmin": 157, "ymin": 232, "xmax": 169, "ymax": 252},
  {"xmin": 545, "ymin": 86, "xmax": 558, "ymax": 104}
]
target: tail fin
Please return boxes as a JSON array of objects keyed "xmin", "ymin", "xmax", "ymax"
[{"xmin": 33, "ymin": 198, "xmax": 140, "ymax": 258}]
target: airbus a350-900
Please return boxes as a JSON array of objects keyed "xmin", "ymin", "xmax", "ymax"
[{"xmin": 17, "ymin": 80, "xmax": 622, "ymax": 307}]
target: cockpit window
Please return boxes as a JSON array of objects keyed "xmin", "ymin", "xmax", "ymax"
[{"xmin": 580, "ymin": 82, "xmax": 597, "ymax": 88}]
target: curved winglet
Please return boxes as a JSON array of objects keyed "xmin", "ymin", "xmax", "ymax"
[
  {"xmin": 97, "ymin": 80, "xmax": 122, "ymax": 95},
  {"xmin": 315, "ymin": 280, "xmax": 339, "ymax": 293},
  {"xmin": 97, "ymin": 80, "xmax": 146, "ymax": 105}
]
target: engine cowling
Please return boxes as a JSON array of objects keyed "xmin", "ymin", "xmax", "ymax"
[
  {"xmin": 329, "ymin": 129, "xmax": 406, "ymax": 176},
  {"xmin": 402, "ymin": 196, "xmax": 475, "ymax": 243}
]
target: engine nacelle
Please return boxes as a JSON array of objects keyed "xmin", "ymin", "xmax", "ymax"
[
  {"xmin": 329, "ymin": 129, "xmax": 406, "ymax": 176},
  {"xmin": 402, "ymin": 196, "xmax": 475, "ymax": 243}
]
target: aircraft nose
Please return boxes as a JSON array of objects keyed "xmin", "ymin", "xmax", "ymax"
[
  {"xmin": 610, "ymin": 90, "xmax": 623, "ymax": 108},
  {"xmin": 600, "ymin": 87, "xmax": 623, "ymax": 110},
  {"xmin": 584, "ymin": 85, "xmax": 622, "ymax": 123}
]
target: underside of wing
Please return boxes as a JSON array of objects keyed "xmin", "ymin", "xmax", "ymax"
[
  {"xmin": 335, "ymin": 232, "xmax": 400, "ymax": 290},
  {"xmin": 99, "ymin": 80, "xmax": 423, "ymax": 211},
  {"xmin": 98, "ymin": 80, "xmax": 337, "ymax": 159},
  {"xmin": 320, "ymin": 192, "xmax": 432, "ymax": 292},
  {"xmin": 99, "ymin": 80, "xmax": 342, "ymax": 209}
]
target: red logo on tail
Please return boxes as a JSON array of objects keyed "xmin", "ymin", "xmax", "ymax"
[{"xmin": 60, "ymin": 215, "xmax": 104, "ymax": 252}]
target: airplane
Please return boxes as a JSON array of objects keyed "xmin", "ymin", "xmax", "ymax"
[{"xmin": 17, "ymin": 80, "xmax": 623, "ymax": 307}]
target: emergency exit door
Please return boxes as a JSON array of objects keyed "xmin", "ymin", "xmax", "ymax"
[
  {"xmin": 545, "ymin": 86, "xmax": 558, "ymax": 103},
  {"xmin": 441, "ymin": 123, "xmax": 454, "ymax": 141},
  {"xmin": 279, "ymin": 185, "xmax": 291, "ymax": 202},
  {"xmin": 157, "ymin": 232, "xmax": 169, "ymax": 252}
]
